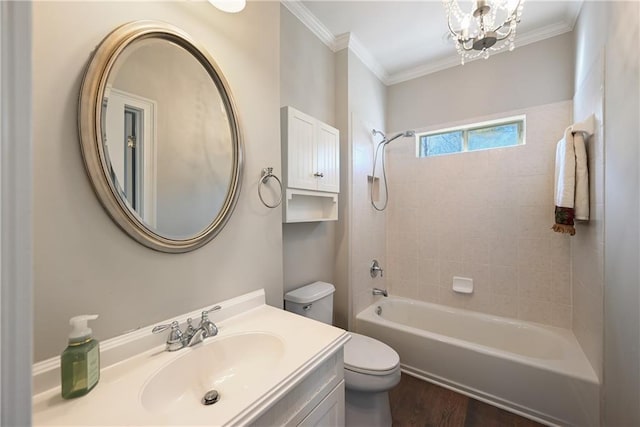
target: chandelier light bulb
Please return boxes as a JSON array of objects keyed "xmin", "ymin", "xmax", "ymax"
[{"xmin": 461, "ymin": 15, "xmax": 471, "ymax": 38}]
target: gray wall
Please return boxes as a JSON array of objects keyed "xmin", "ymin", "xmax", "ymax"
[
  {"xmin": 33, "ymin": 1, "xmax": 282, "ymax": 362},
  {"xmin": 344, "ymin": 49, "xmax": 388, "ymax": 325},
  {"xmin": 280, "ymin": 7, "xmax": 335, "ymax": 126},
  {"xmin": 572, "ymin": 0, "xmax": 606, "ymax": 384},
  {"xmin": 574, "ymin": 3, "xmax": 640, "ymax": 424},
  {"xmin": 387, "ymin": 32, "xmax": 575, "ymax": 132},
  {"xmin": 334, "ymin": 49, "xmax": 350, "ymax": 329},
  {"xmin": 280, "ymin": 6, "xmax": 338, "ymax": 299},
  {"xmin": 601, "ymin": 2, "xmax": 640, "ymax": 425},
  {"xmin": 333, "ymin": 48, "xmax": 389, "ymax": 330},
  {"xmin": 279, "ymin": 12, "xmax": 390, "ymax": 329}
]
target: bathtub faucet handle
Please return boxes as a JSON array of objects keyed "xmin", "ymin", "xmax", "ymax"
[
  {"xmin": 372, "ymin": 288, "xmax": 388, "ymax": 297},
  {"xmin": 370, "ymin": 259, "xmax": 384, "ymax": 278}
]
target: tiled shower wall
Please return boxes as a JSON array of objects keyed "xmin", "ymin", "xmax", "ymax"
[{"xmin": 385, "ymin": 100, "xmax": 573, "ymax": 328}]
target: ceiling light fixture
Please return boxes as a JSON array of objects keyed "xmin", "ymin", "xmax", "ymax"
[
  {"xmin": 443, "ymin": 0, "xmax": 524, "ymax": 64},
  {"xmin": 207, "ymin": 0, "xmax": 246, "ymax": 13}
]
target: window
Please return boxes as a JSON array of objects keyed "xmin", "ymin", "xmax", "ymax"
[{"xmin": 418, "ymin": 116, "xmax": 525, "ymax": 157}]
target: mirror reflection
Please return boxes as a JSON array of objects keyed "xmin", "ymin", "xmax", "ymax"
[{"xmin": 102, "ymin": 38, "xmax": 233, "ymax": 240}]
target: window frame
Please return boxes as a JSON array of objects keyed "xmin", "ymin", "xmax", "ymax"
[{"xmin": 417, "ymin": 114, "xmax": 526, "ymax": 157}]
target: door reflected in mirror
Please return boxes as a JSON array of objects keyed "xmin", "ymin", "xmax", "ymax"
[
  {"xmin": 102, "ymin": 38, "xmax": 233, "ymax": 240},
  {"xmin": 78, "ymin": 22, "xmax": 243, "ymax": 252},
  {"xmin": 102, "ymin": 88, "xmax": 157, "ymax": 226}
]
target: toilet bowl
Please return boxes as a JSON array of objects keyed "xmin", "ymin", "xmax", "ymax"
[
  {"xmin": 343, "ymin": 332, "xmax": 401, "ymax": 426},
  {"xmin": 284, "ymin": 282, "xmax": 401, "ymax": 427}
]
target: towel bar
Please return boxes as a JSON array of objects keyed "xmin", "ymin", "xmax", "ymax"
[
  {"xmin": 571, "ymin": 114, "xmax": 595, "ymax": 136},
  {"xmin": 258, "ymin": 167, "xmax": 283, "ymax": 209}
]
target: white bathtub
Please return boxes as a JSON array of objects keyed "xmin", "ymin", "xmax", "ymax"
[{"xmin": 356, "ymin": 296, "xmax": 599, "ymax": 426}]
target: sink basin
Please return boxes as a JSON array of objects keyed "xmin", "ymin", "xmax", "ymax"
[{"xmin": 140, "ymin": 332, "xmax": 285, "ymax": 414}]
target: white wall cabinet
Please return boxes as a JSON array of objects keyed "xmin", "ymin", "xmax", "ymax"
[
  {"xmin": 281, "ymin": 106, "xmax": 340, "ymax": 222},
  {"xmin": 313, "ymin": 121, "xmax": 340, "ymax": 193}
]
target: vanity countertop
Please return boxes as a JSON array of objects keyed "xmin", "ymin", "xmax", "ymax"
[{"xmin": 32, "ymin": 293, "xmax": 349, "ymax": 426}]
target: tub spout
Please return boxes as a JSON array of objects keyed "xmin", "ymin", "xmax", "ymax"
[{"xmin": 373, "ymin": 288, "xmax": 388, "ymax": 297}]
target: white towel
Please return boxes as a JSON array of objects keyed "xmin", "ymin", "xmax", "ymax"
[{"xmin": 553, "ymin": 127, "xmax": 589, "ymax": 235}]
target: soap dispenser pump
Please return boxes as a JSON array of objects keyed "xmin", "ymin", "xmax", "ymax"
[{"xmin": 61, "ymin": 315, "xmax": 100, "ymax": 399}]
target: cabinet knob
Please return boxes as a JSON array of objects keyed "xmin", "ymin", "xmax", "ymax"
[{"xmin": 314, "ymin": 172, "xmax": 324, "ymax": 178}]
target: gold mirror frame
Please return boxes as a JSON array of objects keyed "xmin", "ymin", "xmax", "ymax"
[{"xmin": 78, "ymin": 21, "xmax": 243, "ymax": 253}]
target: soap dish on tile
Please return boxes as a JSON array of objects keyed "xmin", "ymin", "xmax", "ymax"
[{"xmin": 452, "ymin": 276, "xmax": 473, "ymax": 294}]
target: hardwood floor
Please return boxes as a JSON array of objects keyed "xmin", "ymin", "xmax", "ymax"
[{"xmin": 389, "ymin": 374, "xmax": 546, "ymax": 427}]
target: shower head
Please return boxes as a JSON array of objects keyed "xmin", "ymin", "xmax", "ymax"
[{"xmin": 384, "ymin": 130, "xmax": 416, "ymax": 144}]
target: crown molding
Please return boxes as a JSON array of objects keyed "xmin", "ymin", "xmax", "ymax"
[
  {"xmin": 281, "ymin": 0, "xmax": 580, "ymax": 87},
  {"xmin": 386, "ymin": 19, "xmax": 575, "ymax": 85},
  {"xmin": 347, "ymin": 33, "xmax": 390, "ymax": 83},
  {"xmin": 516, "ymin": 20, "xmax": 575, "ymax": 51},
  {"xmin": 386, "ymin": 55, "xmax": 462, "ymax": 86},
  {"xmin": 565, "ymin": 0, "xmax": 584, "ymax": 31},
  {"xmin": 333, "ymin": 33, "xmax": 350, "ymax": 51},
  {"xmin": 280, "ymin": 0, "xmax": 334, "ymax": 49},
  {"xmin": 280, "ymin": 0, "xmax": 390, "ymax": 84}
]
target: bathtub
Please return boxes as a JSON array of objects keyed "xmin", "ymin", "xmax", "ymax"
[{"xmin": 356, "ymin": 296, "xmax": 599, "ymax": 426}]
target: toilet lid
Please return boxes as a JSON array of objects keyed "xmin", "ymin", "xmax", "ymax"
[{"xmin": 344, "ymin": 333, "xmax": 400, "ymax": 375}]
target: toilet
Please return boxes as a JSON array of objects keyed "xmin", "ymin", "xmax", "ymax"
[{"xmin": 284, "ymin": 281, "xmax": 401, "ymax": 426}]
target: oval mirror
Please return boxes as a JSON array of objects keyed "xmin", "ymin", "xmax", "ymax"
[{"xmin": 78, "ymin": 21, "xmax": 243, "ymax": 253}]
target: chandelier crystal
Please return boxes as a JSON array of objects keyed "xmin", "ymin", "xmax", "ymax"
[{"xmin": 443, "ymin": 0, "xmax": 524, "ymax": 64}]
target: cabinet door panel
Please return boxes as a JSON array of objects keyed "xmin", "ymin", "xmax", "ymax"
[
  {"xmin": 315, "ymin": 123, "xmax": 340, "ymax": 193},
  {"xmin": 288, "ymin": 109, "xmax": 317, "ymax": 191},
  {"xmin": 298, "ymin": 381, "xmax": 345, "ymax": 427}
]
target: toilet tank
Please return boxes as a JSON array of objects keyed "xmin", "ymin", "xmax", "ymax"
[{"xmin": 284, "ymin": 281, "xmax": 335, "ymax": 324}]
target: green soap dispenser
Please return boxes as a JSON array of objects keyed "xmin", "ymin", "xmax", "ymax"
[{"xmin": 61, "ymin": 314, "xmax": 100, "ymax": 399}]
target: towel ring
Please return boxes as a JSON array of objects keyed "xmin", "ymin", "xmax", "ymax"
[{"xmin": 258, "ymin": 167, "xmax": 283, "ymax": 209}]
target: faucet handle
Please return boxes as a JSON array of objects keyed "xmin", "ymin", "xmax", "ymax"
[
  {"xmin": 202, "ymin": 305, "xmax": 221, "ymax": 316},
  {"xmin": 370, "ymin": 259, "xmax": 384, "ymax": 278},
  {"xmin": 200, "ymin": 305, "xmax": 221, "ymax": 323},
  {"xmin": 152, "ymin": 321, "xmax": 185, "ymax": 351},
  {"xmin": 200, "ymin": 306, "xmax": 221, "ymax": 338},
  {"xmin": 152, "ymin": 320, "xmax": 180, "ymax": 334}
]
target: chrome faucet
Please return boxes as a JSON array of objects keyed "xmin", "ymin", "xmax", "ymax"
[
  {"xmin": 372, "ymin": 288, "xmax": 388, "ymax": 297},
  {"xmin": 184, "ymin": 323, "xmax": 208, "ymax": 347},
  {"xmin": 151, "ymin": 320, "xmax": 185, "ymax": 351},
  {"xmin": 152, "ymin": 305, "xmax": 221, "ymax": 351},
  {"xmin": 199, "ymin": 309, "xmax": 219, "ymax": 338}
]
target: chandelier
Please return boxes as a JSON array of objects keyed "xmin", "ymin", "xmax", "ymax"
[{"xmin": 443, "ymin": 0, "xmax": 525, "ymax": 64}]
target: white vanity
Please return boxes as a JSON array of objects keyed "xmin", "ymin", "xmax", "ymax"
[{"xmin": 32, "ymin": 290, "xmax": 349, "ymax": 426}]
